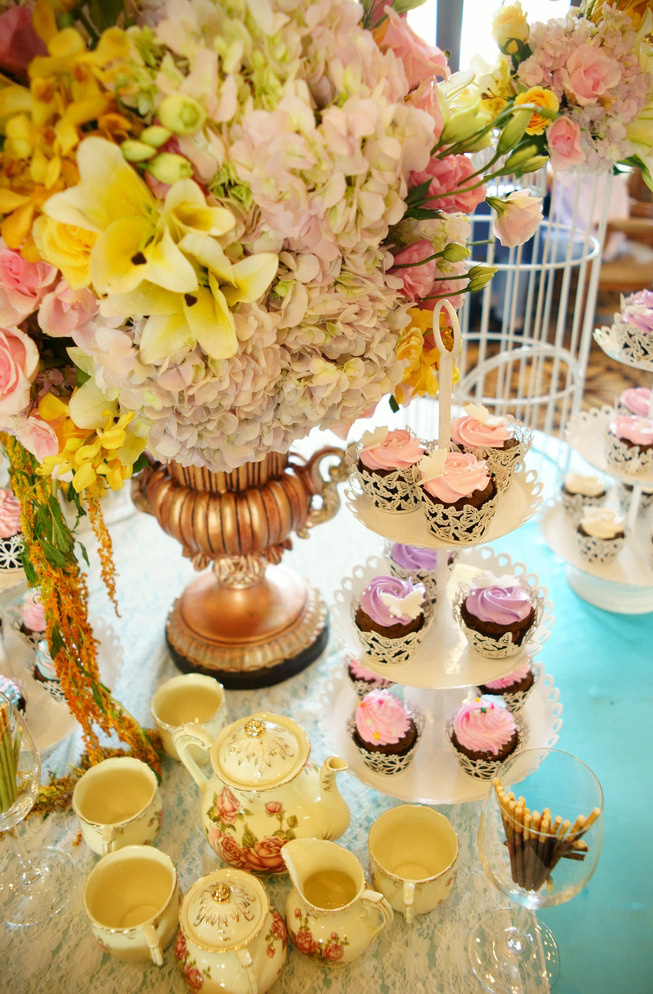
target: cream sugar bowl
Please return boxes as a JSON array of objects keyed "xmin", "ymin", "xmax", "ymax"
[
  {"xmin": 173, "ymin": 712, "xmax": 350, "ymax": 875},
  {"xmin": 175, "ymin": 867, "xmax": 287, "ymax": 994}
]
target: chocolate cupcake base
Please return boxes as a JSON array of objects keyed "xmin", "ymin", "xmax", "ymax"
[{"xmin": 347, "ymin": 708, "xmax": 423, "ymax": 775}]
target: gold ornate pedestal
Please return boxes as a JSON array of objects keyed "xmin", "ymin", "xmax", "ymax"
[{"xmin": 132, "ymin": 449, "xmax": 344, "ymax": 688}]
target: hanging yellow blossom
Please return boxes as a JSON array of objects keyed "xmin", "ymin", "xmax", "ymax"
[{"xmin": 393, "ymin": 307, "xmax": 459, "ymax": 405}]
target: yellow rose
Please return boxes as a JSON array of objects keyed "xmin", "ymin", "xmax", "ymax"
[
  {"xmin": 514, "ymin": 87, "xmax": 560, "ymax": 135},
  {"xmin": 492, "ymin": 3, "xmax": 529, "ymax": 55},
  {"xmin": 32, "ymin": 214, "xmax": 96, "ymax": 287}
]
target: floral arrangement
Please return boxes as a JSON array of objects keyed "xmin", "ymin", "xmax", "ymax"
[
  {"xmin": 0, "ymin": 0, "xmax": 588, "ymax": 802},
  {"xmin": 480, "ymin": 0, "xmax": 653, "ymax": 180}
]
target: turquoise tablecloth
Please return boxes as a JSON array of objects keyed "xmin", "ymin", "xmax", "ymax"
[{"xmin": 0, "ymin": 446, "xmax": 651, "ymax": 994}]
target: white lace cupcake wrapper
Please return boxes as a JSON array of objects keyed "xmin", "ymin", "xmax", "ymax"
[
  {"xmin": 476, "ymin": 666, "xmax": 541, "ymax": 715},
  {"xmin": 614, "ymin": 321, "xmax": 653, "ymax": 363},
  {"xmin": 347, "ymin": 707, "xmax": 424, "ymax": 776},
  {"xmin": 616, "ymin": 482, "xmax": 653, "ymax": 514},
  {"xmin": 0, "ymin": 532, "xmax": 24, "ymax": 572},
  {"xmin": 349, "ymin": 675, "xmax": 396, "ymax": 701},
  {"xmin": 353, "ymin": 620, "xmax": 426, "ymax": 666},
  {"xmin": 445, "ymin": 714, "xmax": 527, "ymax": 780},
  {"xmin": 452, "ymin": 426, "xmax": 533, "ymax": 494},
  {"xmin": 560, "ymin": 490, "xmax": 608, "ymax": 518},
  {"xmin": 452, "ymin": 582, "xmax": 542, "ymax": 659},
  {"xmin": 576, "ymin": 532, "xmax": 626, "ymax": 564},
  {"xmin": 355, "ymin": 465, "xmax": 422, "ymax": 512},
  {"xmin": 604, "ymin": 432, "xmax": 653, "ymax": 476},
  {"xmin": 419, "ymin": 488, "xmax": 499, "ymax": 544}
]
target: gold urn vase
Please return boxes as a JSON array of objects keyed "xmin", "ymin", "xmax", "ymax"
[{"xmin": 132, "ymin": 447, "xmax": 345, "ymax": 688}]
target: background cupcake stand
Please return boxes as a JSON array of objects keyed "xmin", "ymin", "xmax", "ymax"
[{"xmin": 540, "ymin": 326, "xmax": 653, "ymax": 613}]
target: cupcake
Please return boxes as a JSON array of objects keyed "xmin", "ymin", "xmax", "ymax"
[
  {"xmin": 354, "ymin": 427, "xmax": 426, "ymax": 511},
  {"xmin": 415, "ymin": 450, "xmax": 499, "ymax": 544},
  {"xmin": 354, "ymin": 574, "xmax": 428, "ymax": 666},
  {"xmin": 0, "ymin": 488, "xmax": 24, "ymax": 574},
  {"xmin": 450, "ymin": 403, "xmax": 532, "ymax": 491},
  {"xmin": 19, "ymin": 589, "xmax": 46, "ymax": 646},
  {"xmin": 0, "ymin": 674, "xmax": 27, "ymax": 714},
  {"xmin": 576, "ymin": 508, "xmax": 626, "ymax": 564},
  {"xmin": 619, "ymin": 386, "xmax": 651, "ymax": 418},
  {"xmin": 605, "ymin": 415, "xmax": 653, "ymax": 476},
  {"xmin": 32, "ymin": 639, "xmax": 64, "ymax": 702},
  {"xmin": 611, "ymin": 289, "xmax": 653, "ymax": 362},
  {"xmin": 477, "ymin": 662, "xmax": 537, "ymax": 713},
  {"xmin": 616, "ymin": 480, "xmax": 653, "ymax": 515},
  {"xmin": 388, "ymin": 542, "xmax": 456, "ymax": 597},
  {"xmin": 348, "ymin": 688, "xmax": 422, "ymax": 775},
  {"xmin": 448, "ymin": 696, "xmax": 521, "ymax": 779},
  {"xmin": 454, "ymin": 572, "xmax": 537, "ymax": 658},
  {"xmin": 560, "ymin": 472, "xmax": 609, "ymax": 517},
  {"xmin": 344, "ymin": 651, "xmax": 396, "ymax": 700}
]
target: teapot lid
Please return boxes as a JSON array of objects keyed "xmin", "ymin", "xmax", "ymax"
[
  {"xmin": 181, "ymin": 868, "xmax": 269, "ymax": 950},
  {"xmin": 211, "ymin": 712, "xmax": 310, "ymax": 790}
]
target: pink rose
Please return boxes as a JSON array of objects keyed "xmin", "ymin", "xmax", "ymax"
[
  {"xmin": 409, "ymin": 155, "xmax": 486, "ymax": 214},
  {"xmin": 215, "ymin": 786, "xmax": 241, "ymax": 825},
  {"xmin": 271, "ymin": 909, "xmax": 287, "ymax": 942},
  {"xmin": 183, "ymin": 963, "xmax": 204, "ymax": 992},
  {"xmin": 215, "ymin": 833, "xmax": 250, "ymax": 870},
  {"xmin": 265, "ymin": 800, "xmax": 283, "ymax": 815},
  {"xmin": 323, "ymin": 942, "xmax": 345, "ymax": 962},
  {"xmin": 292, "ymin": 929, "xmax": 319, "ymax": 956},
  {"xmin": 0, "ymin": 326, "xmax": 39, "ymax": 415},
  {"xmin": 492, "ymin": 191, "xmax": 543, "ymax": 248},
  {"xmin": 0, "ymin": 245, "xmax": 56, "ymax": 325},
  {"xmin": 174, "ymin": 930, "xmax": 187, "ymax": 961},
  {"xmin": 390, "ymin": 240, "xmax": 436, "ymax": 302},
  {"xmin": 381, "ymin": 8, "xmax": 449, "ymax": 90},
  {"xmin": 408, "ymin": 78, "xmax": 445, "ymax": 143},
  {"xmin": 38, "ymin": 280, "xmax": 98, "ymax": 338},
  {"xmin": 547, "ymin": 117, "xmax": 585, "ymax": 171},
  {"xmin": 0, "ymin": 7, "xmax": 47, "ymax": 76},
  {"xmin": 243, "ymin": 836, "xmax": 287, "ymax": 875},
  {"xmin": 14, "ymin": 415, "xmax": 59, "ymax": 461},
  {"xmin": 562, "ymin": 44, "xmax": 622, "ymax": 107}
]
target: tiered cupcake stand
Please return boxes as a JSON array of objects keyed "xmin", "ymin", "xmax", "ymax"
[
  {"xmin": 321, "ymin": 305, "xmax": 563, "ymax": 803},
  {"xmin": 540, "ymin": 323, "xmax": 653, "ymax": 613}
]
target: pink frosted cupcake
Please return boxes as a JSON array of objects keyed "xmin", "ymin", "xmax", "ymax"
[
  {"xmin": 611, "ymin": 289, "xmax": 653, "ymax": 362},
  {"xmin": 0, "ymin": 488, "xmax": 24, "ymax": 573},
  {"xmin": 450, "ymin": 403, "xmax": 532, "ymax": 491},
  {"xmin": 477, "ymin": 662, "xmax": 537, "ymax": 713},
  {"xmin": 354, "ymin": 427, "xmax": 426, "ymax": 511},
  {"xmin": 348, "ymin": 688, "xmax": 422, "ymax": 775},
  {"xmin": 454, "ymin": 572, "xmax": 538, "ymax": 658},
  {"xmin": 447, "ymin": 696, "xmax": 521, "ymax": 779},
  {"xmin": 605, "ymin": 414, "xmax": 653, "ymax": 475},
  {"xmin": 619, "ymin": 386, "xmax": 651, "ymax": 418},
  {"xmin": 344, "ymin": 651, "xmax": 395, "ymax": 700},
  {"xmin": 354, "ymin": 574, "xmax": 428, "ymax": 666},
  {"xmin": 20, "ymin": 589, "xmax": 46, "ymax": 644},
  {"xmin": 415, "ymin": 450, "xmax": 499, "ymax": 543}
]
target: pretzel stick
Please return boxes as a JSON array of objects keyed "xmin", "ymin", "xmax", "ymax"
[
  {"xmin": 514, "ymin": 797, "xmax": 526, "ymax": 888},
  {"xmin": 523, "ymin": 809, "xmax": 532, "ymax": 890},
  {"xmin": 528, "ymin": 810, "xmax": 541, "ymax": 890}
]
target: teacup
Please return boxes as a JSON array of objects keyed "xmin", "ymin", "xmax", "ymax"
[
  {"xmin": 368, "ymin": 804, "xmax": 458, "ymax": 923},
  {"xmin": 83, "ymin": 845, "xmax": 181, "ymax": 965},
  {"xmin": 151, "ymin": 673, "xmax": 227, "ymax": 760},
  {"xmin": 72, "ymin": 756, "xmax": 163, "ymax": 855}
]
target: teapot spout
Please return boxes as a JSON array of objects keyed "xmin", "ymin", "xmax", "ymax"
[{"xmin": 318, "ymin": 756, "xmax": 350, "ymax": 840}]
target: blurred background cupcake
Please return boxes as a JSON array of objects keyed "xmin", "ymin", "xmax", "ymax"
[
  {"xmin": 619, "ymin": 386, "xmax": 651, "ymax": 419},
  {"xmin": 347, "ymin": 688, "xmax": 422, "ymax": 775},
  {"xmin": 616, "ymin": 480, "xmax": 653, "ymax": 516},
  {"xmin": 31, "ymin": 639, "xmax": 65, "ymax": 703},
  {"xmin": 343, "ymin": 651, "xmax": 396, "ymax": 700},
  {"xmin": 0, "ymin": 487, "xmax": 24, "ymax": 574},
  {"xmin": 18, "ymin": 588, "xmax": 46, "ymax": 649},
  {"xmin": 559, "ymin": 472, "xmax": 609, "ymax": 517},
  {"xmin": 476, "ymin": 661, "xmax": 539, "ymax": 713},
  {"xmin": 0, "ymin": 674, "xmax": 27, "ymax": 714},
  {"xmin": 605, "ymin": 414, "xmax": 653, "ymax": 475},
  {"xmin": 576, "ymin": 508, "xmax": 627, "ymax": 564},
  {"xmin": 611, "ymin": 288, "xmax": 653, "ymax": 362},
  {"xmin": 387, "ymin": 541, "xmax": 456, "ymax": 599}
]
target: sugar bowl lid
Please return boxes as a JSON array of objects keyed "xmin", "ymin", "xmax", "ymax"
[
  {"xmin": 181, "ymin": 868, "xmax": 269, "ymax": 950},
  {"xmin": 210, "ymin": 712, "xmax": 310, "ymax": 790}
]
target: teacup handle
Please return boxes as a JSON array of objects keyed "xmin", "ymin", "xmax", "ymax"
[
  {"xmin": 236, "ymin": 948, "xmax": 259, "ymax": 994},
  {"xmin": 142, "ymin": 923, "xmax": 163, "ymax": 967},
  {"xmin": 360, "ymin": 888, "xmax": 394, "ymax": 938},
  {"xmin": 402, "ymin": 881, "xmax": 416, "ymax": 925},
  {"xmin": 173, "ymin": 722, "xmax": 214, "ymax": 791},
  {"xmin": 101, "ymin": 825, "xmax": 115, "ymax": 855}
]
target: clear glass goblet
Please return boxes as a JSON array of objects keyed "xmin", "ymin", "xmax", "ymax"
[
  {"xmin": 0, "ymin": 691, "xmax": 76, "ymax": 926},
  {"xmin": 468, "ymin": 747, "xmax": 604, "ymax": 994}
]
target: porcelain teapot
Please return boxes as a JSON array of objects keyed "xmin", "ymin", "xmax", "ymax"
[
  {"xmin": 174, "ymin": 712, "xmax": 350, "ymax": 875},
  {"xmin": 282, "ymin": 837, "xmax": 393, "ymax": 965},
  {"xmin": 175, "ymin": 867, "xmax": 287, "ymax": 994}
]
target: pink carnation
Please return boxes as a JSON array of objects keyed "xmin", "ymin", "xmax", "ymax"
[
  {"xmin": 408, "ymin": 78, "xmax": 445, "ymax": 143},
  {"xmin": 381, "ymin": 9, "xmax": 449, "ymax": 90},
  {"xmin": 409, "ymin": 155, "xmax": 486, "ymax": 214},
  {"xmin": 390, "ymin": 240, "xmax": 437, "ymax": 302}
]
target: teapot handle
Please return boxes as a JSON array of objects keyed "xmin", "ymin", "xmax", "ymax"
[
  {"xmin": 173, "ymin": 722, "xmax": 213, "ymax": 791},
  {"xmin": 360, "ymin": 888, "xmax": 394, "ymax": 938},
  {"xmin": 236, "ymin": 949, "xmax": 259, "ymax": 994}
]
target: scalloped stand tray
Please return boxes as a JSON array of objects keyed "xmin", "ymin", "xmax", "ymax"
[
  {"xmin": 331, "ymin": 547, "xmax": 554, "ymax": 690},
  {"xmin": 345, "ymin": 465, "xmax": 543, "ymax": 548},
  {"xmin": 565, "ymin": 406, "xmax": 653, "ymax": 488},
  {"xmin": 594, "ymin": 325, "xmax": 653, "ymax": 373},
  {"xmin": 319, "ymin": 660, "xmax": 562, "ymax": 805}
]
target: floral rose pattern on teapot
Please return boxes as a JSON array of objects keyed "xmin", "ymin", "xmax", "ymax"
[
  {"xmin": 288, "ymin": 906, "xmax": 350, "ymax": 964},
  {"xmin": 206, "ymin": 787, "xmax": 298, "ymax": 876}
]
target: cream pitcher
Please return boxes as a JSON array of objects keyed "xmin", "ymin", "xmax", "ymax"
[{"xmin": 282, "ymin": 838, "xmax": 393, "ymax": 965}]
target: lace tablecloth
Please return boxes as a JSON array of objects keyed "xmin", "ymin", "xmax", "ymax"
[{"xmin": 1, "ymin": 450, "xmax": 651, "ymax": 994}]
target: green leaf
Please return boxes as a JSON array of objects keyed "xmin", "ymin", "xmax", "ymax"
[
  {"xmin": 389, "ymin": 395, "xmax": 400, "ymax": 414},
  {"xmin": 241, "ymin": 823, "xmax": 257, "ymax": 849},
  {"xmin": 50, "ymin": 624, "xmax": 64, "ymax": 658},
  {"xmin": 91, "ymin": 682, "xmax": 106, "ymax": 714},
  {"xmin": 85, "ymin": 0, "xmax": 127, "ymax": 34}
]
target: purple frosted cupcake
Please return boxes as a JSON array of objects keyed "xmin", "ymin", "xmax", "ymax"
[
  {"xmin": 344, "ymin": 651, "xmax": 395, "ymax": 700},
  {"xmin": 454, "ymin": 572, "xmax": 537, "ymax": 658},
  {"xmin": 388, "ymin": 542, "xmax": 455, "ymax": 597},
  {"xmin": 354, "ymin": 574, "xmax": 428, "ymax": 666},
  {"xmin": 612, "ymin": 289, "xmax": 653, "ymax": 362}
]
